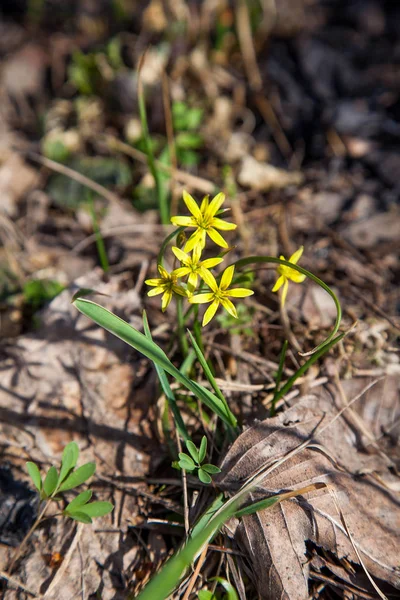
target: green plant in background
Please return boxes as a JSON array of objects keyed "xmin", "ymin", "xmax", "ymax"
[
  {"xmin": 9, "ymin": 443, "xmax": 113, "ymax": 573},
  {"xmin": 23, "ymin": 279, "xmax": 66, "ymax": 313},
  {"xmin": 198, "ymin": 577, "xmax": 239, "ymax": 600},
  {"xmin": 68, "ymin": 51, "xmax": 102, "ymax": 96},
  {"xmin": 175, "ymin": 436, "xmax": 221, "ymax": 484},
  {"xmin": 172, "ymin": 101, "xmax": 204, "ymax": 168},
  {"xmin": 71, "ymin": 189, "xmax": 344, "ymax": 600}
]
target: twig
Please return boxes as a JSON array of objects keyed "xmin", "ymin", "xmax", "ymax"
[
  {"xmin": 0, "ymin": 571, "xmax": 41, "ymax": 598},
  {"xmin": 181, "ymin": 545, "xmax": 208, "ymax": 600},
  {"xmin": 176, "ymin": 431, "xmax": 190, "ymax": 537}
]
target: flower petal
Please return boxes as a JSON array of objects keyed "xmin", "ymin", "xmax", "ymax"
[
  {"xmin": 189, "ymin": 293, "xmax": 214, "ymax": 304},
  {"xmin": 288, "ymin": 246, "xmax": 304, "ymax": 265},
  {"xmin": 187, "ymin": 272, "xmax": 198, "ymax": 292},
  {"xmin": 147, "ymin": 287, "xmax": 164, "ymax": 296},
  {"xmin": 272, "ymin": 275, "xmax": 285, "ymax": 293},
  {"xmin": 212, "ymin": 218, "xmax": 237, "ymax": 231},
  {"xmin": 200, "ymin": 268, "xmax": 218, "ymax": 291},
  {"xmin": 172, "ymin": 267, "xmax": 190, "ymax": 278},
  {"xmin": 227, "ymin": 288, "xmax": 254, "ymax": 298},
  {"xmin": 289, "ymin": 271, "xmax": 306, "ymax": 283},
  {"xmin": 207, "ymin": 227, "xmax": 229, "ymax": 248},
  {"xmin": 200, "ymin": 257, "xmax": 223, "ymax": 269},
  {"xmin": 158, "ymin": 265, "xmax": 169, "ymax": 279},
  {"xmin": 220, "ymin": 265, "xmax": 235, "ymax": 290},
  {"xmin": 184, "ymin": 229, "xmax": 206, "ymax": 253},
  {"xmin": 172, "ymin": 285, "xmax": 187, "ymax": 297},
  {"xmin": 200, "ymin": 195, "xmax": 209, "ymax": 213},
  {"xmin": 172, "ymin": 246, "xmax": 189, "ymax": 263},
  {"xmin": 171, "ymin": 216, "xmax": 196, "ymax": 227},
  {"xmin": 206, "ymin": 192, "xmax": 225, "ymax": 218},
  {"xmin": 281, "ymin": 278, "xmax": 289, "ymax": 307},
  {"xmin": 220, "ymin": 298, "xmax": 237, "ymax": 319},
  {"xmin": 161, "ymin": 290, "xmax": 173, "ymax": 312},
  {"xmin": 145, "ymin": 278, "xmax": 164, "ymax": 286},
  {"xmin": 183, "ymin": 190, "xmax": 202, "ymax": 220},
  {"xmin": 192, "ymin": 244, "xmax": 202, "ymax": 264},
  {"xmin": 203, "ymin": 300, "xmax": 220, "ymax": 326}
]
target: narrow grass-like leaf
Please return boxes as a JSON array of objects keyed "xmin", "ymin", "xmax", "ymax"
[
  {"xmin": 201, "ymin": 464, "xmax": 221, "ymax": 474},
  {"xmin": 187, "ymin": 330, "xmax": 229, "ymax": 412},
  {"xmin": 198, "ymin": 436, "xmax": 207, "ymax": 464},
  {"xmin": 198, "ymin": 468, "xmax": 212, "ymax": 484},
  {"xmin": 58, "ymin": 462, "xmax": 96, "ymax": 492},
  {"xmin": 74, "ymin": 501, "xmax": 113, "ymax": 518},
  {"xmin": 143, "ymin": 311, "xmax": 190, "ymax": 442},
  {"xmin": 26, "ymin": 462, "xmax": 42, "ymax": 492},
  {"xmin": 65, "ymin": 490, "xmax": 92, "ymax": 513},
  {"xmin": 43, "ymin": 466, "xmax": 58, "ymax": 497},
  {"xmin": 73, "ymin": 298, "xmax": 237, "ymax": 429},
  {"xmin": 186, "ymin": 440, "xmax": 199, "ymax": 463}
]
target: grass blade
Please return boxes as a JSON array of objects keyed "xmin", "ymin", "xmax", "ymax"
[{"xmin": 73, "ymin": 298, "xmax": 237, "ymax": 429}]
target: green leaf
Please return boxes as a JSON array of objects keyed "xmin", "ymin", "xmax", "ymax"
[
  {"xmin": 198, "ymin": 436, "xmax": 207, "ymax": 464},
  {"xmin": 43, "ymin": 466, "xmax": 58, "ymax": 497},
  {"xmin": 65, "ymin": 490, "xmax": 92, "ymax": 513},
  {"xmin": 201, "ymin": 464, "xmax": 221, "ymax": 475},
  {"xmin": 26, "ymin": 462, "xmax": 42, "ymax": 492},
  {"xmin": 58, "ymin": 462, "xmax": 96, "ymax": 492},
  {"xmin": 74, "ymin": 501, "xmax": 113, "ymax": 519},
  {"xmin": 58, "ymin": 442, "xmax": 79, "ymax": 486},
  {"xmin": 72, "ymin": 299, "xmax": 237, "ymax": 429},
  {"xmin": 176, "ymin": 132, "xmax": 203, "ymax": 150},
  {"xmin": 186, "ymin": 441, "xmax": 199, "ymax": 464},
  {"xmin": 67, "ymin": 511, "xmax": 93, "ymax": 524},
  {"xmin": 198, "ymin": 469, "xmax": 212, "ymax": 485},
  {"xmin": 198, "ymin": 592, "xmax": 214, "ymax": 600},
  {"xmin": 178, "ymin": 453, "xmax": 196, "ymax": 471},
  {"xmin": 211, "ymin": 578, "xmax": 239, "ymax": 600}
]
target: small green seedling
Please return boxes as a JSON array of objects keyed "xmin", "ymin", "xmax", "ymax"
[
  {"xmin": 198, "ymin": 576, "xmax": 239, "ymax": 600},
  {"xmin": 26, "ymin": 441, "xmax": 113, "ymax": 523},
  {"xmin": 176, "ymin": 436, "xmax": 221, "ymax": 484}
]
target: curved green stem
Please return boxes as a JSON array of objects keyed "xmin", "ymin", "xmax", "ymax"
[{"xmin": 233, "ymin": 256, "xmax": 342, "ymax": 356}]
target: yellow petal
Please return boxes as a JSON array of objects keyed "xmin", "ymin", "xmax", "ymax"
[
  {"xmin": 172, "ymin": 267, "xmax": 190, "ymax": 278},
  {"xmin": 172, "ymin": 246, "xmax": 189, "ymax": 263},
  {"xmin": 200, "ymin": 257, "xmax": 223, "ymax": 269},
  {"xmin": 227, "ymin": 288, "xmax": 254, "ymax": 298},
  {"xmin": 189, "ymin": 292, "xmax": 214, "ymax": 304},
  {"xmin": 289, "ymin": 271, "xmax": 306, "ymax": 283},
  {"xmin": 172, "ymin": 285, "xmax": 188, "ymax": 297},
  {"xmin": 206, "ymin": 192, "xmax": 225, "ymax": 218},
  {"xmin": 147, "ymin": 287, "xmax": 164, "ymax": 296},
  {"xmin": 184, "ymin": 229, "xmax": 206, "ymax": 253},
  {"xmin": 281, "ymin": 278, "xmax": 289, "ymax": 307},
  {"xmin": 192, "ymin": 244, "xmax": 202, "ymax": 264},
  {"xmin": 220, "ymin": 298, "xmax": 237, "ymax": 319},
  {"xmin": 203, "ymin": 300, "xmax": 220, "ymax": 326},
  {"xmin": 187, "ymin": 272, "xmax": 198, "ymax": 292},
  {"xmin": 200, "ymin": 195, "xmax": 209, "ymax": 213},
  {"xmin": 161, "ymin": 290, "xmax": 173, "ymax": 311},
  {"xmin": 183, "ymin": 190, "xmax": 202, "ymax": 220},
  {"xmin": 212, "ymin": 218, "xmax": 237, "ymax": 231},
  {"xmin": 200, "ymin": 268, "xmax": 218, "ymax": 292},
  {"xmin": 288, "ymin": 246, "xmax": 304, "ymax": 265},
  {"xmin": 272, "ymin": 275, "xmax": 285, "ymax": 292},
  {"xmin": 207, "ymin": 227, "xmax": 228, "ymax": 248},
  {"xmin": 145, "ymin": 278, "xmax": 164, "ymax": 286},
  {"xmin": 158, "ymin": 265, "xmax": 169, "ymax": 279},
  {"xmin": 220, "ymin": 265, "xmax": 235, "ymax": 290},
  {"xmin": 171, "ymin": 216, "xmax": 196, "ymax": 227}
]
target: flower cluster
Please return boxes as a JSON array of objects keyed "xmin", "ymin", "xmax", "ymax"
[{"xmin": 145, "ymin": 191, "xmax": 254, "ymax": 326}]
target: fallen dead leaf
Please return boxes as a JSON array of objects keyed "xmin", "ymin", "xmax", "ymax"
[
  {"xmin": 218, "ymin": 385, "xmax": 400, "ymax": 599},
  {"xmin": 238, "ymin": 155, "xmax": 303, "ymax": 191}
]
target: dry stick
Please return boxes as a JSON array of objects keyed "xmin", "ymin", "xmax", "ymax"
[
  {"xmin": 181, "ymin": 545, "xmax": 208, "ymax": 600},
  {"xmin": 0, "ymin": 571, "xmax": 41, "ymax": 598},
  {"xmin": 8, "ymin": 499, "xmax": 52, "ymax": 574},
  {"xmin": 104, "ymin": 135, "xmax": 215, "ymax": 195},
  {"xmin": 43, "ymin": 523, "xmax": 84, "ymax": 599},
  {"xmin": 162, "ymin": 71, "xmax": 179, "ymax": 217},
  {"xmin": 24, "ymin": 151, "xmax": 122, "ymax": 205},
  {"xmin": 175, "ymin": 431, "xmax": 190, "ymax": 537}
]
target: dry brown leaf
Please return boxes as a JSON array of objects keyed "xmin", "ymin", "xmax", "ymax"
[
  {"xmin": 218, "ymin": 387, "xmax": 400, "ymax": 599},
  {"xmin": 238, "ymin": 155, "xmax": 303, "ymax": 191}
]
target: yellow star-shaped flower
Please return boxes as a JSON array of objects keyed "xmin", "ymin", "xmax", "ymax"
[
  {"xmin": 145, "ymin": 265, "xmax": 187, "ymax": 312},
  {"xmin": 171, "ymin": 191, "xmax": 236, "ymax": 252},
  {"xmin": 171, "ymin": 245, "xmax": 223, "ymax": 293},
  {"xmin": 272, "ymin": 246, "xmax": 306, "ymax": 307},
  {"xmin": 189, "ymin": 265, "xmax": 254, "ymax": 326}
]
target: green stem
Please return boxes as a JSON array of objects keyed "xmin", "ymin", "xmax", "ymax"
[
  {"xmin": 177, "ymin": 296, "xmax": 189, "ymax": 357},
  {"xmin": 233, "ymin": 256, "xmax": 342, "ymax": 356},
  {"xmin": 138, "ymin": 69, "xmax": 169, "ymax": 225},
  {"xmin": 271, "ymin": 339, "xmax": 288, "ymax": 416}
]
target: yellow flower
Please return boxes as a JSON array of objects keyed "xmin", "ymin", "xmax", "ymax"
[
  {"xmin": 145, "ymin": 265, "xmax": 187, "ymax": 312},
  {"xmin": 171, "ymin": 245, "xmax": 223, "ymax": 293},
  {"xmin": 272, "ymin": 246, "xmax": 306, "ymax": 307},
  {"xmin": 189, "ymin": 265, "xmax": 254, "ymax": 326},
  {"xmin": 171, "ymin": 191, "xmax": 236, "ymax": 252}
]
